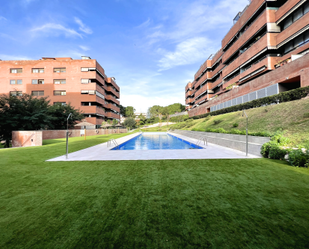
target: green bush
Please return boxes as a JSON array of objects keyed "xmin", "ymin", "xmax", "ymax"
[
  {"xmin": 213, "ymin": 119, "xmax": 223, "ymax": 125},
  {"xmin": 268, "ymin": 144, "xmax": 288, "ymax": 160},
  {"xmin": 288, "ymin": 149, "xmax": 309, "ymax": 167},
  {"xmin": 192, "ymin": 86, "xmax": 309, "ymax": 119},
  {"xmin": 232, "ymin": 123, "xmax": 239, "ymax": 128}
]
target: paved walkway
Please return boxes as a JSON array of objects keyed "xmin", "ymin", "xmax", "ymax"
[{"xmin": 47, "ymin": 132, "xmax": 260, "ymax": 161}]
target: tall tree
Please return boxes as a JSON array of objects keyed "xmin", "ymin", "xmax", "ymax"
[
  {"xmin": 123, "ymin": 117, "xmax": 136, "ymax": 130},
  {"xmin": 119, "ymin": 104, "xmax": 126, "ymax": 117},
  {"xmin": 0, "ymin": 94, "xmax": 83, "ymax": 147},
  {"xmin": 125, "ymin": 106, "xmax": 136, "ymax": 117}
]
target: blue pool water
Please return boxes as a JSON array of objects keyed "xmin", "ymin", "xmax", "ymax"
[{"xmin": 112, "ymin": 133, "xmax": 203, "ymax": 150}]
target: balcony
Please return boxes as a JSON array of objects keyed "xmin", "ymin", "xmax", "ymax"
[
  {"xmin": 222, "ymin": 57, "xmax": 240, "ymax": 79},
  {"xmin": 222, "ymin": 0, "xmax": 265, "ymax": 49},
  {"xmin": 211, "ymin": 77, "xmax": 223, "ymax": 90},
  {"xmin": 106, "ymin": 86, "xmax": 120, "ymax": 98},
  {"xmin": 275, "ymin": 0, "xmax": 301, "ymax": 23},
  {"xmin": 195, "ymin": 84, "xmax": 209, "ymax": 100},
  {"xmin": 222, "ymin": 75, "xmax": 241, "ymax": 90},
  {"xmin": 194, "ymin": 60, "xmax": 211, "ymax": 80},
  {"xmin": 211, "ymin": 49, "xmax": 224, "ymax": 64},
  {"xmin": 106, "ymin": 112, "xmax": 120, "ymax": 119},
  {"xmin": 210, "ymin": 62, "xmax": 225, "ymax": 79},
  {"xmin": 106, "ymin": 103, "xmax": 120, "ymax": 113},
  {"xmin": 105, "ymin": 94, "xmax": 120, "ymax": 105},
  {"xmin": 186, "ymin": 98, "xmax": 194, "ymax": 105},
  {"xmin": 239, "ymin": 56, "xmax": 270, "ymax": 83},
  {"xmin": 80, "ymin": 106, "xmax": 106, "ymax": 116},
  {"xmin": 276, "ymin": 11, "xmax": 309, "ymax": 47},
  {"xmin": 106, "ymin": 77, "xmax": 120, "ymax": 91},
  {"xmin": 194, "ymin": 71, "xmax": 211, "ymax": 88},
  {"xmin": 185, "ymin": 82, "xmax": 193, "ymax": 92},
  {"xmin": 223, "ymin": 10, "xmax": 267, "ymax": 63}
]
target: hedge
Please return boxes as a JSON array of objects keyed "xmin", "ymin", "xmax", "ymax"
[{"xmin": 192, "ymin": 86, "xmax": 309, "ymax": 119}]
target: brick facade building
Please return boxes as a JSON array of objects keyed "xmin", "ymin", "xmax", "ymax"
[
  {"xmin": 186, "ymin": 0, "xmax": 309, "ymax": 117},
  {"xmin": 0, "ymin": 57, "xmax": 120, "ymax": 127}
]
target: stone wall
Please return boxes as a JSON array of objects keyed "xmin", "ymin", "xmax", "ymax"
[{"xmin": 12, "ymin": 131, "xmax": 43, "ymax": 148}]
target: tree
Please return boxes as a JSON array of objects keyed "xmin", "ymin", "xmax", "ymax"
[
  {"xmin": 138, "ymin": 113, "xmax": 147, "ymax": 125},
  {"xmin": 125, "ymin": 106, "xmax": 136, "ymax": 117},
  {"xmin": 48, "ymin": 103, "xmax": 84, "ymax": 130},
  {"xmin": 119, "ymin": 105, "xmax": 126, "ymax": 117},
  {"xmin": 112, "ymin": 119, "xmax": 118, "ymax": 126},
  {"xmin": 148, "ymin": 105, "xmax": 163, "ymax": 118},
  {"xmin": 0, "ymin": 94, "xmax": 83, "ymax": 147},
  {"xmin": 123, "ymin": 117, "xmax": 136, "ymax": 130}
]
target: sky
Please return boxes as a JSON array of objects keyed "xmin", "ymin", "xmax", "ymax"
[{"xmin": 0, "ymin": 0, "xmax": 250, "ymax": 113}]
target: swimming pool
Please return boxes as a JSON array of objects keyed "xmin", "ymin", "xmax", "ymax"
[{"xmin": 112, "ymin": 132, "xmax": 203, "ymax": 150}]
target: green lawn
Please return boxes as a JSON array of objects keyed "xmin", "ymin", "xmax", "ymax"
[{"xmin": 1, "ymin": 134, "xmax": 309, "ymax": 248}]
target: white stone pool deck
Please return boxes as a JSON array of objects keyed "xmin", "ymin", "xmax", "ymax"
[{"xmin": 47, "ymin": 132, "xmax": 261, "ymax": 161}]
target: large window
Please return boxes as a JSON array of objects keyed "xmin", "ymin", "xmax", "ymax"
[
  {"xmin": 53, "ymin": 79, "xmax": 66, "ymax": 84},
  {"xmin": 81, "ymin": 79, "xmax": 90, "ymax": 84},
  {"xmin": 32, "ymin": 68, "xmax": 44, "ymax": 73},
  {"xmin": 53, "ymin": 68, "xmax": 66, "ymax": 73},
  {"xmin": 10, "ymin": 91, "xmax": 22, "ymax": 96},
  {"xmin": 54, "ymin": 90, "xmax": 66, "ymax": 96},
  {"xmin": 32, "ymin": 91, "xmax": 44, "ymax": 96},
  {"xmin": 283, "ymin": 30, "xmax": 309, "ymax": 54},
  {"xmin": 281, "ymin": 2, "xmax": 309, "ymax": 30},
  {"xmin": 10, "ymin": 68, "xmax": 22, "ymax": 73},
  {"xmin": 32, "ymin": 79, "xmax": 44, "ymax": 84}
]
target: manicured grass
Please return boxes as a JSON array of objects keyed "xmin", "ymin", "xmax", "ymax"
[{"xmin": 1, "ymin": 135, "xmax": 309, "ymax": 248}]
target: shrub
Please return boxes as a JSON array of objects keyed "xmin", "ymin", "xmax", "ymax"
[
  {"xmin": 213, "ymin": 119, "xmax": 223, "ymax": 125},
  {"xmin": 261, "ymin": 141, "xmax": 276, "ymax": 158},
  {"xmin": 268, "ymin": 144, "xmax": 288, "ymax": 160},
  {"xmin": 288, "ymin": 149, "xmax": 309, "ymax": 167},
  {"xmin": 232, "ymin": 122, "xmax": 239, "ymax": 128}
]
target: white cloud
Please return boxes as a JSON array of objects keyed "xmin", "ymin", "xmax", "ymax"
[
  {"xmin": 74, "ymin": 17, "xmax": 93, "ymax": 34},
  {"xmin": 158, "ymin": 37, "xmax": 214, "ymax": 71},
  {"xmin": 0, "ymin": 54, "xmax": 32, "ymax": 60},
  {"xmin": 79, "ymin": 45, "xmax": 90, "ymax": 51},
  {"xmin": 31, "ymin": 23, "xmax": 83, "ymax": 38},
  {"xmin": 0, "ymin": 16, "xmax": 7, "ymax": 21}
]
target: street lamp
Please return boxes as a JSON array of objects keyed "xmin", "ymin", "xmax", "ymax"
[
  {"xmin": 66, "ymin": 113, "xmax": 72, "ymax": 159},
  {"xmin": 242, "ymin": 110, "xmax": 248, "ymax": 156}
]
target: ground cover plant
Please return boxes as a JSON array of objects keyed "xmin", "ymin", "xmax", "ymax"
[
  {"xmin": 1, "ymin": 134, "xmax": 309, "ymax": 248},
  {"xmin": 170, "ymin": 97, "xmax": 309, "ymax": 147}
]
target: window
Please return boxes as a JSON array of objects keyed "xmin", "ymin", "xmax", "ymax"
[
  {"xmin": 54, "ymin": 79, "xmax": 66, "ymax": 84},
  {"xmin": 10, "ymin": 68, "xmax": 22, "ymax": 73},
  {"xmin": 10, "ymin": 79, "xmax": 22, "ymax": 84},
  {"xmin": 32, "ymin": 79, "xmax": 44, "ymax": 84},
  {"xmin": 283, "ymin": 30, "xmax": 309, "ymax": 54},
  {"xmin": 54, "ymin": 90, "xmax": 66, "ymax": 96},
  {"xmin": 53, "ymin": 102, "xmax": 66, "ymax": 106},
  {"xmin": 282, "ymin": 4, "xmax": 309, "ymax": 31},
  {"xmin": 81, "ymin": 90, "xmax": 96, "ymax": 95},
  {"xmin": 32, "ymin": 91, "xmax": 44, "ymax": 96},
  {"xmin": 10, "ymin": 91, "xmax": 22, "ymax": 96},
  {"xmin": 81, "ymin": 79, "xmax": 90, "ymax": 84},
  {"xmin": 53, "ymin": 68, "xmax": 66, "ymax": 73},
  {"xmin": 32, "ymin": 68, "xmax": 44, "ymax": 73},
  {"xmin": 304, "ymin": 2, "xmax": 309, "ymax": 14},
  {"xmin": 81, "ymin": 67, "xmax": 89, "ymax": 72}
]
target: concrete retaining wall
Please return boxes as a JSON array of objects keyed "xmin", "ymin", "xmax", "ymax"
[
  {"xmin": 172, "ymin": 130, "xmax": 270, "ymax": 156},
  {"xmin": 12, "ymin": 131, "xmax": 43, "ymax": 148}
]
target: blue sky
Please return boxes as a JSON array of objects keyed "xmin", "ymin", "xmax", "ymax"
[{"xmin": 0, "ymin": 0, "xmax": 249, "ymax": 112}]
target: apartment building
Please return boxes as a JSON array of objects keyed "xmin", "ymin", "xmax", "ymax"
[
  {"xmin": 186, "ymin": 0, "xmax": 309, "ymax": 117},
  {"xmin": 0, "ymin": 57, "xmax": 120, "ymax": 127}
]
